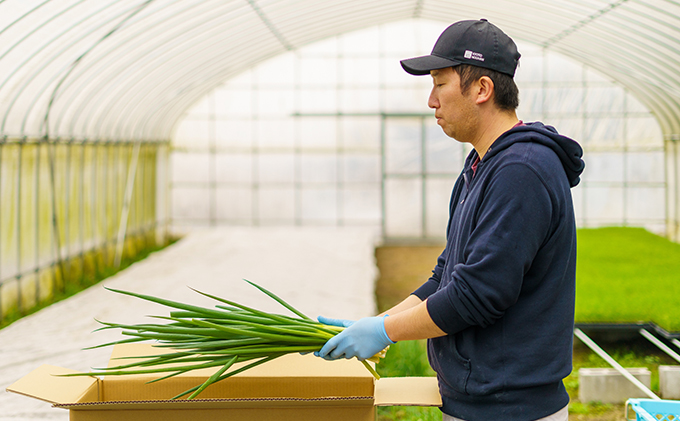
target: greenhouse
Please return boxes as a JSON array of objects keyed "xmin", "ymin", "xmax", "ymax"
[{"xmin": 1, "ymin": 0, "xmax": 680, "ymax": 419}]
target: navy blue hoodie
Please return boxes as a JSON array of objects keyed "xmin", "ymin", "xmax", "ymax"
[{"xmin": 413, "ymin": 122, "xmax": 585, "ymax": 421}]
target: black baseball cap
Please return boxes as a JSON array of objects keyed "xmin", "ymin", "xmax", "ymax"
[{"xmin": 400, "ymin": 19, "xmax": 521, "ymax": 77}]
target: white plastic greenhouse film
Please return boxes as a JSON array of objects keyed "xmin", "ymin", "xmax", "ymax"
[{"xmin": 668, "ymin": 140, "xmax": 680, "ymax": 242}]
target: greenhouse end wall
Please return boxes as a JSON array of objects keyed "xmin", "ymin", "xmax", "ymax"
[
  {"xmin": 170, "ymin": 20, "xmax": 668, "ymax": 241},
  {"xmin": 0, "ymin": 139, "xmax": 170, "ymax": 323}
]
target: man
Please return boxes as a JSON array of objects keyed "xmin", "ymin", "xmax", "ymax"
[{"xmin": 316, "ymin": 19, "xmax": 585, "ymax": 421}]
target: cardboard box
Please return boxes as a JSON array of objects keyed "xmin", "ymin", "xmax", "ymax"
[{"xmin": 7, "ymin": 343, "xmax": 441, "ymax": 420}]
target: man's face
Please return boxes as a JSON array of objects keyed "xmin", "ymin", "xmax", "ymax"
[{"xmin": 428, "ymin": 67, "xmax": 478, "ymax": 143}]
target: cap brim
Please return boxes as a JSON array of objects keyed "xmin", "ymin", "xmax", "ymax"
[{"xmin": 400, "ymin": 54, "xmax": 462, "ymax": 75}]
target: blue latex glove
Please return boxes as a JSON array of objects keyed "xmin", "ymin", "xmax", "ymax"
[
  {"xmin": 315, "ymin": 315, "xmax": 395, "ymax": 361},
  {"xmin": 300, "ymin": 317, "xmax": 355, "ymax": 356},
  {"xmin": 316, "ymin": 315, "xmax": 355, "ymax": 328}
]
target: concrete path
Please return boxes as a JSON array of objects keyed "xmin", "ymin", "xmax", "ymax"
[{"xmin": 0, "ymin": 227, "xmax": 380, "ymax": 420}]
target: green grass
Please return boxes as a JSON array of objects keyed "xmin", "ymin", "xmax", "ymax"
[
  {"xmin": 376, "ymin": 339, "xmax": 436, "ymax": 378},
  {"xmin": 575, "ymin": 227, "xmax": 680, "ymax": 332}
]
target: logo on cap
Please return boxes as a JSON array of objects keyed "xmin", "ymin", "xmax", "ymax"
[{"xmin": 464, "ymin": 50, "xmax": 485, "ymax": 62}]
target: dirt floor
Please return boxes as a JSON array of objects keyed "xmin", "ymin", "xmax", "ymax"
[{"xmin": 374, "ymin": 245, "xmax": 630, "ymax": 421}]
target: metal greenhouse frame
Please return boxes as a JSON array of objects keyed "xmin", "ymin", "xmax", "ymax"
[{"xmin": 0, "ymin": 0, "xmax": 679, "ymax": 322}]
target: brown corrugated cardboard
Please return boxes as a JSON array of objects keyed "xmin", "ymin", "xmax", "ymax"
[
  {"xmin": 7, "ymin": 343, "xmax": 441, "ymax": 421},
  {"xmin": 6, "ymin": 365, "xmax": 99, "ymax": 405}
]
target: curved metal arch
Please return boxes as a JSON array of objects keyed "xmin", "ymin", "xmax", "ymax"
[
  {"xmin": 90, "ymin": 19, "xmax": 275, "ymax": 139},
  {"xmin": 624, "ymin": 85, "xmax": 679, "ymax": 136},
  {"xmin": 1, "ymin": 0, "xmax": 679, "ymax": 142},
  {"xmin": 595, "ymin": 78, "xmax": 678, "ymax": 135},
  {"xmin": 133, "ymin": 42, "xmax": 273, "ymax": 139},
  {"xmin": 613, "ymin": 1, "xmax": 680, "ymax": 44},
  {"xmin": 145, "ymin": 80, "xmax": 222, "ymax": 140},
  {"xmin": 144, "ymin": 70, "xmax": 235, "ymax": 140},
  {"xmin": 87, "ymin": 9, "xmax": 289, "ymax": 140},
  {"xmin": 113, "ymin": 6, "xmax": 676, "ymax": 141},
  {"xmin": 615, "ymin": 72, "xmax": 680, "ymax": 131},
  {"xmin": 633, "ymin": 0, "xmax": 680, "ymax": 23},
  {"xmin": 66, "ymin": 2, "xmax": 256, "ymax": 139},
  {"xmin": 0, "ymin": 0, "xmax": 140, "ymax": 135},
  {"xmin": 0, "ymin": 0, "xmax": 88, "ymax": 64},
  {"xmin": 149, "ymin": 24, "xmax": 680, "ymax": 144},
  {"xmin": 158, "ymin": 69, "xmax": 273, "ymax": 139},
  {"xmin": 551, "ymin": 36, "xmax": 680, "ymax": 118},
  {"xmin": 51, "ymin": 0, "xmax": 219, "ymax": 134},
  {"xmin": 133, "ymin": 10, "xmax": 436, "ymax": 138},
  {"xmin": 418, "ymin": 0, "xmax": 650, "ymax": 49},
  {"xmin": 131, "ymin": 79, "xmax": 219, "ymax": 140},
  {"xmin": 136, "ymin": 51, "xmax": 267, "ymax": 139},
  {"xmin": 142, "ymin": 42, "xmax": 300, "ymax": 140},
  {"xmin": 562, "ymin": 14, "xmax": 680, "ymax": 88},
  {"xmin": 42, "ymin": 0, "xmax": 157, "ymax": 140},
  {"xmin": 145, "ymin": 20, "xmax": 620, "ymax": 136},
  {"xmin": 263, "ymin": 1, "xmax": 413, "ymax": 39},
  {"xmin": 93, "ymin": 1, "xmax": 432, "ymax": 139},
  {"xmin": 270, "ymin": 6, "xmax": 418, "ymax": 49},
  {"xmin": 409, "ymin": 1, "xmax": 680, "ymax": 138},
  {"xmin": 0, "ymin": 0, "xmax": 54, "ymax": 39},
  {"xmin": 149, "ymin": 3, "xmax": 678, "ymax": 139},
  {"xmin": 38, "ymin": 1, "xmax": 154, "ymax": 137},
  {"xmin": 150, "ymin": 11, "xmax": 670, "ymax": 141},
  {"xmin": 546, "ymin": 22, "xmax": 680, "ymax": 100},
  {"xmin": 557, "ymin": 51, "xmax": 680, "ymax": 136},
  {"xmin": 263, "ymin": 0, "xmax": 412, "ymax": 27},
  {"xmin": 71, "ymin": 5, "xmax": 273, "ymax": 139},
  {"xmin": 107, "ymin": 25, "xmax": 286, "ymax": 140},
  {"xmin": 0, "ymin": 0, "xmax": 124, "ymax": 131},
  {"xmin": 418, "ymin": 2, "xmax": 587, "ymax": 36}
]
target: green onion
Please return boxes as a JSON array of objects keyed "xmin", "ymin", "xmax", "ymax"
[{"xmin": 64, "ymin": 279, "xmax": 387, "ymax": 400}]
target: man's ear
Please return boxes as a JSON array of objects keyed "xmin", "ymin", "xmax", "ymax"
[{"xmin": 475, "ymin": 76, "xmax": 494, "ymax": 105}]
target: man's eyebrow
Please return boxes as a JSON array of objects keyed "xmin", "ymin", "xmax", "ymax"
[{"xmin": 430, "ymin": 70, "xmax": 440, "ymax": 77}]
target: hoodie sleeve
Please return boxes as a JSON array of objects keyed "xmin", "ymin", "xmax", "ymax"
[
  {"xmin": 412, "ymin": 172, "xmax": 466, "ymax": 300},
  {"xmin": 426, "ymin": 162, "xmax": 553, "ymax": 335}
]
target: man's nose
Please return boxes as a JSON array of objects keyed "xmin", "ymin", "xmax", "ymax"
[{"xmin": 427, "ymin": 89, "xmax": 438, "ymax": 109}]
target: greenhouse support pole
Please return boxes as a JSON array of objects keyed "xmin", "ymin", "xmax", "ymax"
[
  {"xmin": 573, "ymin": 328, "xmax": 659, "ymax": 400},
  {"xmin": 47, "ymin": 138, "xmax": 66, "ymax": 292},
  {"xmin": 639, "ymin": 329, "xmax": 680, "ymax": 364},
  {"xmin": 114, "ymin": 141, "xmax": 141, "ymax": 268}
]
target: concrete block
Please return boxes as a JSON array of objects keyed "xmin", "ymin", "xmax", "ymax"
[
  {"xmin": 659, "ymin": 365, "xmax": 680, "ymax": 399},
  {"xmin": 579, "ymin": 367, "xmax": 651, "ymax": 404}
]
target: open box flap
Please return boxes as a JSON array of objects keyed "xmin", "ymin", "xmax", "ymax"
[
  {"xmin": 374, "ymin": 377, "xmax": 441, "ymax": 407},
  {"xmin": 6, "ymin": 364, "xmax": 99, "ymax": 405}
]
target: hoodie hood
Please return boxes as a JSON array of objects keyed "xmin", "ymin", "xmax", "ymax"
[{"xmin": 483, "ymin": 122, "xmax": 585, "ymax": 187}]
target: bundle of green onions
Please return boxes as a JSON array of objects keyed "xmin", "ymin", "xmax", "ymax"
[{"xmin": 72, "ymin": 280, "xmax": 385, "ymax": 400}]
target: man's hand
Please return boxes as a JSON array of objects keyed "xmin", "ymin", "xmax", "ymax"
[{"xmin": 315, "ymin": 316, "xmax": 395, "ymax": 361}]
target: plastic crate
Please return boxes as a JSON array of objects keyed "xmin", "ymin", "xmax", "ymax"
[{"xmin": 626, "ymin": 399, "xmax": 680, "ymax": 421}]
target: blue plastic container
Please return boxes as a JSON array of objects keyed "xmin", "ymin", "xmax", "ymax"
[{"xmin": 626, "ymin": 399, "xmax": 680, "ymax": 421}]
